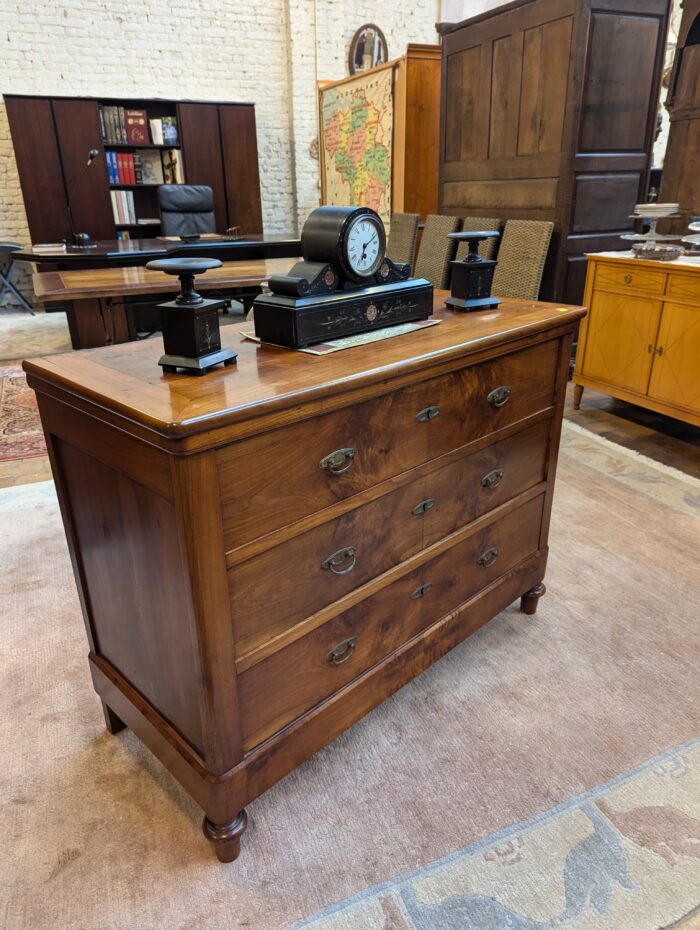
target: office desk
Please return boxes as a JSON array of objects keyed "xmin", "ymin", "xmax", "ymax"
[
  {"xmin": 17, "ymin": 234, "xmax": 301, "ymax": 270},
  {"xmin": 33, "ymin": 257, "xmax": 297, "ymax": 349}
]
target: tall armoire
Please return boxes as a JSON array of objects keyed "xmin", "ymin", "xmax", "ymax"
[
  {"xmin": 658, "ymin": 1, "xmax": 700, "ymax": 233},
  {"xmin": 439, "ymin": 0, "xmax": 670, "ymax": 303}
]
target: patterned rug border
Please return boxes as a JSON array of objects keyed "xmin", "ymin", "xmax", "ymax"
[
  {"xmin": 285, "ymin": 735, "xmax": 700, "ymax": 930},
  {"xmin": 562, "ymin": 418, "xmax": 700, "ymax": 487}
]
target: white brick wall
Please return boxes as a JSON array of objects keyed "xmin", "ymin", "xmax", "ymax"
[{"xmin": 0, "ymin": 0, "xmax": 490, "ymax": 305}]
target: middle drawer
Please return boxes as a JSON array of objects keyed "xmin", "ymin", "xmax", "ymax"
[{"xmin": 230, "ymin": 419, "xmax": 550, "ymax": 658}]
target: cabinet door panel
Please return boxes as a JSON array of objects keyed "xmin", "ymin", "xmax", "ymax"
[
  {"xmin": 52, "ymin": 99, "xmax": 116, "ymax": 241},
  {"xmin": 219, "ymin": 105, "xmax": 263, "ymax": 233},
  {"xmin": 178, "ymin": 103, "xmax": 227, "ymax": 232},
  {"xmin": 648, "ymin": 303, "xmax": 700, "ymax": 413},
  {"xmin": 581, "ymin": 291, "xmax": 661, "ymax": 395}
]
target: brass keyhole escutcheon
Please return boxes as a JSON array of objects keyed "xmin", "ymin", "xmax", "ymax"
[
  {"xmin": 410, "ymin": 582, "xmax": 433, "ymax": 599},
  {"xmin": 412, "ymin": 498, "xmax": 436, "ymax": 516},
  {"xmin": 319, "ymin": 447, "xmax": 356, "ymax": 475},
  {"xmin": 624, "ymin": 273, "xmax": 632, "ymax": 284},
  {"xmin": 416, "ymin": 405, "xmax": 441, "ymax": 422},
  {"xmin": 326, "ymin": 636, "xmax": 357, "ymax": 666}
]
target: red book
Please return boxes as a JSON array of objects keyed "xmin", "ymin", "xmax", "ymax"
[
  {"xmin": 124, "ymin": 109, "xmax": 148, "ymax": 145},
  {"xmin": 126, "ymin": 153, "xmax": 136, "ymax": 185},
  {"xmin": 116, "ymin": 153, "xmax": 126, "ymax": 185}
]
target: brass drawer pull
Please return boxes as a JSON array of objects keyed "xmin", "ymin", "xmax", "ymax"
[
  {"xmin": 321, "ymin": 546, "xmax": 357, "ymax": 575},
  {"xmin": 326, "ymin": 636, "xmax": 357, "ymax": 666},
  {"xmin": 410, "ymin": 582, "xmax": 433, "ymax": 599},
  {"xmin": 477, "ymin": 546, "xmax": 499, "ymax": 567},
  {"xmin": 487, "ymin": 386, "xmax": 511, "ymax": 408},
  {"xmin": 319, "ymin": 447, "xmax": 356, "ymax": 475},
  {"xmin": 624, "ymin": 273, "xmax": 632, "ymax": 284},
  {"xmin": 412, "ymin": 498, "xmax": 436, "ymax": 516},
  {"xmin": 481, "ymin": 468, "xmax": 504, "ymax": 490},
  {"xmin": 416, "ymin": 404, "xmax": 441, "ymax": 422}
]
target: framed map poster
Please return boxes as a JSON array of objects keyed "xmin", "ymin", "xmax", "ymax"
[{"xmin": 319, "ymin": 63, "xmax": 394, "ymax": 226}]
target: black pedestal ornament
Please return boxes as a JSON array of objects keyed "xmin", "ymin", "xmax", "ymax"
[
  {"xmin": 145, "ymin": 257, "xmax": 238, "ymax": 375},
  {"xmin": 445, "ymin": 230, "xmax": 501, "ymax": 311}
]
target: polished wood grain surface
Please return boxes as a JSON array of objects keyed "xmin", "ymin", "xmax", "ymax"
[
  {"xmin": 32, "ymin": 257, "xmax": 297, "ymax": 301},
  {"xmin": 25, "ymin": 294, "xmax": 584, "ymax": 443},
  {"xmin": 27, "ymin": 289, "xmax": 584, "ymax": 861}
]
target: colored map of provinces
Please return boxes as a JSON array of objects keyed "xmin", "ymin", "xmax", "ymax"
[{"xmin": 321, "ymin": 67, "xmax": 393, "ymax": 224}]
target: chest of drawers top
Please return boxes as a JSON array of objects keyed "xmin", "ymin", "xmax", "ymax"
[{"xmin": 23, "ymin": 295, "xmax": 585, "ymax": 452}]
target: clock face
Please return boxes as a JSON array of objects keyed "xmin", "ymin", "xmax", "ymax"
[{"xmin": 345, "ymin": 214, "xmax": 385, "ymax": 278}]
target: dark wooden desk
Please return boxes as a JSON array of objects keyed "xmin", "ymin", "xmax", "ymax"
[
  {"xmin": 17, "ymin": 234, "xmax": 301, "ymax": 269},
  {"xmin": 25, "ymin": 294, "xmax": 584, "ymax": 861},
  {"xmin": 32, "ymin": 257, "xmax": 297, "ymax": 349}
]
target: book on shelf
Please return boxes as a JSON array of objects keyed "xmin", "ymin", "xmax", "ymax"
[
  {"xmin": 99, "ymin": 105, "xmax": 127, "ymax": 145},
  {"xmin": 133, "ymin": 152, "xmax": 143, "ymax": 185},
  {"xmin": 140, "ymin": 150, "xmax": 164, "ymax": 184},
  {"xmin": 125, "ymin": 109, "xmax": 148, "ymax": 144},
  {"xmin": 161, "ymin": 148, "xmax": 183, "ymax": 184},
  {"xmin": 118, "ymin": 106, "xmax": 127, "ymax": 143},
  {"xmin": 110, "ymin": 190, "xmax": 136, "ymax": 225},
  {"xmin": 149, "ymin": 118, "xmax": 164, "ymax": 146},
  {"xmin": 161, "ymin": 116, "xmax": 178, "ymax": 145},
  {"xmin": 116, "ymin": 229, "xmax": 131, "ymax": 241},
  {"xmin": 105, "ymin": 151, "xmax": 119, "ymax": 184}
]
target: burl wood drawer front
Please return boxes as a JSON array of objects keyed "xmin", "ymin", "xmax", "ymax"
[
  {"xmin": 594, "ymin": 263, "xmax": 666, "ymax": 296},
  {"xmin": 230, "ymin": 420, "xmax": 550, "ymax": 656},
  {"xmin": 218, "ymin": 340, "xmax": 558, "ymax": 550},
  {"xmin": 238, "ymin": 493, "xmax": 545, "ymax": 750}
]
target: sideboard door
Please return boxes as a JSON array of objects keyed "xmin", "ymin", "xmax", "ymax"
[
  {"xmin": 580, "ymin": 292, "xmax": 662, "ymax": 395},
  {"xmin": 647, "ymin": 303, "xmax": 700, "ymax": 414}
]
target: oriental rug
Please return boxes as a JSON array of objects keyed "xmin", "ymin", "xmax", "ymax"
[
  {"xmin": 1, "ymin": 424, "xmax": 698, "ymax": 930},
  {"xmin": 0, "ymin": 364, "xmax": 46, "ymax": 461}
]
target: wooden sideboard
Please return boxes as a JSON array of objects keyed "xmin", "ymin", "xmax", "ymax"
[
  {"xmin": 574, "ymin": 253, "xmax": 700, "ymax": 426},
  {"xmin": 24, "ymin": 294, "xmax": 584, "ymax": 862}
]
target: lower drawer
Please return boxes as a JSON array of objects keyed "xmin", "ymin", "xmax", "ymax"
[{"xmin": 238, "ymin": 493, "xmax": 545, "ymax": 750}]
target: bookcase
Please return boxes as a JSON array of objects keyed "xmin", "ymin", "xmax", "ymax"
[{"xmin": 4, "ymin": 94, "xmax": 263, "ymax": 243}]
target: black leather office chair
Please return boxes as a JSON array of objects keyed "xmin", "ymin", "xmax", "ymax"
[{"xmin": 158, "ymin": 185, "xmax": 216, "ymax": 237}]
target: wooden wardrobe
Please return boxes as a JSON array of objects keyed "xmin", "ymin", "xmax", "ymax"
[
  {"xmin": 438, "ymin": 0, "xmax": 670, "ymax": 303},
  {"xmin": 658, "ymin": 1, "xmax": 700, "ymax": 233}
]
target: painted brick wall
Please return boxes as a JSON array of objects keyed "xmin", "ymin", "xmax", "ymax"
[{"xmin": 0, "ymin": 0, "xmax": 489, "ymax": 305}]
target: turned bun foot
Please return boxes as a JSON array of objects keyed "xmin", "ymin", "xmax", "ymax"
[
  {"xmin": 573, "ymin": 384, "xmax": 584, "ymax": 409},
  {"xmin": 520, "ymin": 582, "xmax": 546, "ymax": 615},
  {"xmin": 203, "ymin": 810, "xmax": 248, "ymax": 862}
]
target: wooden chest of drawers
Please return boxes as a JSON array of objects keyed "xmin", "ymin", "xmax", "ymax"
[{"xmin": 25, "ymin": 294, "xmax": 584, "ymax": 861}]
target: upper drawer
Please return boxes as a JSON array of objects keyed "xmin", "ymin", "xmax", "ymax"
[
  {"xmin": 230, "ymin": 419, "xmax": 550, "ymax": 658},
  {"xmin": 594, "ymin": 263, "xmax": 666, "ymax": 295},
  {"xmin": 665, "ymin": 274, "xmax": 700, "ymax": 301},
  {"xmin": 217, "ymin": 339, "xmax": 559, "ymax": 549},
  {"xmin": 238, "ymin": 493, "xmax": 545, "ymax": 750}
]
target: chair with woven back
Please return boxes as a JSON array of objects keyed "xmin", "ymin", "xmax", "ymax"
[
  {"xmin": 386, "ymin": 213, "xmax": 419, "ymax": 268},
  {"xmin": 491, "ymin": 219, "xmax": 554, "ymax": 300},
  {"xmin": 413, "ymin": 214, "xmax": 461, "ymax": 289},
  {"xmin": 455, "ymin": 217, "xmax": 503, "ymax": 262}
]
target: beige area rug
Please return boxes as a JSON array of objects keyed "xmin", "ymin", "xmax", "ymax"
[
  {"xmin": 0, "ymin": 308, "xmax": 72, "ymax": 361},
  {"xmin": 1, "ymin": 424, "xmax": 699, "ymax": 930}
]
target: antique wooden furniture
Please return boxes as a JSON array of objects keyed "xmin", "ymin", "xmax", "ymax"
[
  {"xmin": 438, "ymin": 0, "xmax": 671, "ymax": 304},
  {"xmin": 32, "ymin": 257, "xmax": 297, "ymax": 349},
  {"xmin": 4, "ymin": 94, "xmax": 263, "ymax": 243},
  {"xmin": 15, "ymin": 235, "xmax": 301, "ymax": 269},
  {"xmin": 574, "ymin": 253, "xmax": 700, "ymax": 426},
  {"xmin": 24, "ymin": 292, "xmax": 585, "ymax": 862},
  {"xmin": 319, "ymin": 45, "xmax": 442, "ymax": 220},
  {"xmin": 658, "ymin": 2, "xmax": 700, "ymax": 234},
  {"xmin": 491, "ymin": 220, "xmax": 554, "ymax": 300}
]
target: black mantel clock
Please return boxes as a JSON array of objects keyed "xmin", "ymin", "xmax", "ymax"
[{"xmin": 252, "ymin": 206, "xmax": 434, "ymax": 349}]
